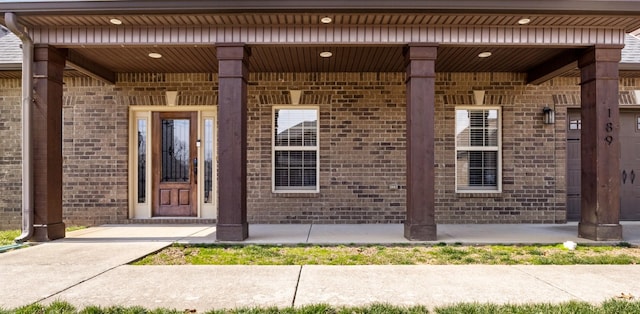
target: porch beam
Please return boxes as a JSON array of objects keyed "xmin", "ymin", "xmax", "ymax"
[
  {"xmin": 577, "ymin": 45, "xmax": 623, "ymax": 241},
  {"xmin": 526, "ymin": 48, "xmax": 580, "ymax": 85},
  {"xmin": 404, "ymin": 43, "xmax": 437, "ymax": 241},
  {"xmin": 66, "ymin": 50, "xmax": 116, "ymax": 84},
  {"xmin": 32, "ymin": 44, "xmax": 66, "ymax": 241},
  {"xmin": 216, "ymin": 43, "xmax": 250, "ymax": 241},
  {"xmin": 30, "ymin": 26, "xmax": 626, "ymax": 47}
]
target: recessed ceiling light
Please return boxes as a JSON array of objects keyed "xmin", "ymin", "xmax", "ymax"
[
  {"xmin": 478, "ymin": 52, "xmax": 492, "ymax": 58},
  {"xmin": 109, "ymin": 18, "xmax": 123, "ymax": 25},
  {"xmin": 517, "ymin": 18, "xmax": 531, "ymax": 25},
  {"xmin": 320, "ymin": 51, "xmax": 333, "ymax": 58},
  {"xmin": 148, "ymin": 52, "xmax": 163, "ymax": 59},
  {"xmin": 320, "ymin": 17, "xmax": 333, "ymax": 24}
]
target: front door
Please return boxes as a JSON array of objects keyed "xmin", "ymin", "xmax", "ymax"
[
  {"xmin": 152, "ymin": 112, "xmax": 198, "ymax": 217},
  {"xmin": 566, "ymin": 109, "xmax": 640, "ymax": 220}
]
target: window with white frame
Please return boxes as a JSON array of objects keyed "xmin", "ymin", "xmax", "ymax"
[
  {"xmin": 455, "ymin": 107, "xmax": 501, "ymax": 192},
  {"xmin": 273, "ymin": 107, "xmax": 319, "ymax": 192}
]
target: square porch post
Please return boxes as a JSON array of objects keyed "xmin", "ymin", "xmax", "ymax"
[
  {"xmin": 32, "ymin": 45, "xmax": 66, "ymax": 241},
  {"xmin": 216, "ymin": 43, "xmax": 250, "ymax": 241},
  {"xmin": 404, "ymin": 44, "xmax": 438, "ymax": 241},
  {"xmin": 577, "ymin": 45, "xmax": 623, "ymax": 241}
]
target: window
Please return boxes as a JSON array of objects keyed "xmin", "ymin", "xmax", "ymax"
[
  {"xmin": 273, "ymin": 107, "xmax": 319, "ymax": 192},
  {"xmin": 569, "ymin": 118, "xmax": 582, "ymax": 130},
  {"xmin": 136, "ymin": 118, "xmax": 147, "ymax": 203},
  {"xmin": 203, "ymin": 117, "xmax": 214, "ymax": 204},
  {"xmin": 455, "ymin": 107, "xmax": 501, "ymax": 192}
]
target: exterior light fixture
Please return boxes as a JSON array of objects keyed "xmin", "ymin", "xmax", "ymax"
[
  {"xmin": 543, "ymin": 106, "xmax": 555, "ymax": 124},
  {"xmin": 109, "ymin": 18, "xmax": 123, "ymax": 25},
  {"xmin": 320, "ymin": 17, "xmax": 333, "ymax": 24},
  {"xmin": 517, "ymin": 18, "xmax": 531, "ymax": 25},
  {"xmin": 478, "ymin": 51, "xmax": 492, "ymax": 58},
  {"xmin": 148, "ymin": 52, "xmax": 163, "ymax": 59},
  {"xmin": 320, "ymin": 51, "xmax": 333, "ymax": 58}
]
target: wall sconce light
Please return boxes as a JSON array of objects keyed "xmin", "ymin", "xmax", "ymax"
[
  {"xmin": 166, "ymin": 90, "xmax": 178, "ymax": 106},
  {"xmin": 543, "ymin": 106, "xmax": 555, "ymax": 124}
]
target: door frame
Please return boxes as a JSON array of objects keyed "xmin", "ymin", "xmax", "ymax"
[{"xmin": 128, "ymin": 105, "xmax": 217, "ymax": 219}]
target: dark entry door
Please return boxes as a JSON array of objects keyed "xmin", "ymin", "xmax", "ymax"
[
  {"xmin": 620, "ymin": 112, "xmax": 640, "ymax": 220},
  {"xmin": 152, "ymin": 112, "xmax": 198, "ymax": 217},
  {"xmin": 566, "ymin": 109, "xmax": 640, "ymax": 221}
]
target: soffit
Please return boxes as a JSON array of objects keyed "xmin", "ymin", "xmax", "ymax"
[{"xmin": 67, "ymin": 45, "xmax": 574, "ymax": 73}]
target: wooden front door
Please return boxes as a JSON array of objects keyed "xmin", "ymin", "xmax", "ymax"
[
  {"xmin": 567, "ymin": 109, "xmax": 640, "ymax": 221},
  {"xmin": 152, "ymin": 112, "xmax": 198, "ymax": 217}
]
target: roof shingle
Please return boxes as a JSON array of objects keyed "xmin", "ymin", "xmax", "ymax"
[
  {"xmin": 0, "ymin": 32, "xmax": 22, "ymax": 64},
  {"xmin": 622, "ymin": 34, "xmax": 640, "ymax": 64}
]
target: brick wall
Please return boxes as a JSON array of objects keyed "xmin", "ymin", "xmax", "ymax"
[
  {"xmin": 1, "ymin": 73, "xmax": 638, "ymax": 229},
  {"xmin": 247, "ymin": 73, "xmax": 407, "ymax": 223},
  {"xmin": 434, "ymin": 74, "xmax": 571, "ymax": 223},
  {"xmin": 0, "ymin": 80, "xmax": 22, "ymax": 229},
  {"xmin": 248, "ymin": 72, "xmax": 573, "ymax": 224},
  {"xmin": 62, "ymin": 77, "xmax": 129, "ymax": 226}
]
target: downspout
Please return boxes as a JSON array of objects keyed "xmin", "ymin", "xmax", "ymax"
[{"xmin": 4, "ymin": 13, "xmax": 34, "ymax": 243}]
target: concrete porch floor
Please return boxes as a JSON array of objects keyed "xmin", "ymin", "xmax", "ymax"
[{"xmin": 171, "ymin": 222, "xmax": 640, "ymax": 245}]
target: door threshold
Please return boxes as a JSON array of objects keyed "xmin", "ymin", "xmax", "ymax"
[{"xmin": 128, "ymin": 218, "xmax": 217, "ymax": 224}]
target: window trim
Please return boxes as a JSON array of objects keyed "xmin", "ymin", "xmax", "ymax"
[
  {"xmin": 272, "ymin": 105, "xmax": 320, "ymax": 193},
  {"xmin": 454, "ymin": 106, "xmax": 502, "ymax": 193}
]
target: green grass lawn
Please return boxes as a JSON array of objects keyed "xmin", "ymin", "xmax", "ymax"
[
  {"xmin": 0, "ymin": 229, "xmax": 20, "ymax": 246},
  {"xmin": 3, "ymin": 299, "xmax": 640, "ymax": 314},
  {"xmin": 133, "ymin": 243, "xmax": 640, "ymax": 266}
]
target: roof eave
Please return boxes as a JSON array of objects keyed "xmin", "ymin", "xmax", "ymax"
[
  {"xmin": 621, "ymin": 63, "xmax": 640, "ymax": 71},
  {"xmin": 0, "ymin": 63, "xmax": 21, "ymax": 70},
  {"xmin": 3, "ymin": 0, "xmax": 640, "ymax": 15}
]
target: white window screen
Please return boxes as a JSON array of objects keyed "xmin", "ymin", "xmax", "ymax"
[
  {"xmin": 273, "ymin": 108, "xmax": 319, "ymax": 191},
  {"xmin": 455, "ymin": 108, "xmax": 501, "ymax": 191}
]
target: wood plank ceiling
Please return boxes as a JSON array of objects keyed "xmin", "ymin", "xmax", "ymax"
[{"xmin": 69, "ymin": 45, "xmax": 573, "ymax": 73}]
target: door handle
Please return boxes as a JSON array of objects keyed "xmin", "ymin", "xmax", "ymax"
[
  {"xmin": 632, "ymin": 170, "xmax": 636, "ymax": 185},
  {"xmin": 622, "ymin": 170, "xmax": 627, "ymax": 184}
]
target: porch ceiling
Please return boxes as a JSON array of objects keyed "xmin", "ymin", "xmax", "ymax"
[{"xmin": 68, "ymin": 45, "xmax": 575, "ymax": 74}]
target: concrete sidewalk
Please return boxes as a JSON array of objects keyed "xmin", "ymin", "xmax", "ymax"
[{"xmin": 0, "ymin": 223, "xmax": 639, "ymax": 311}]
